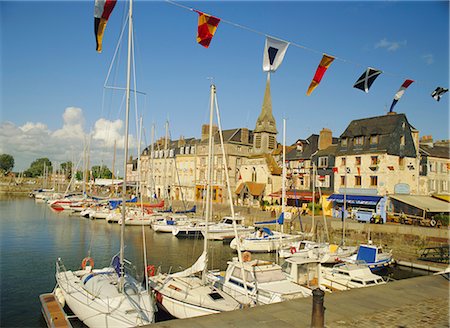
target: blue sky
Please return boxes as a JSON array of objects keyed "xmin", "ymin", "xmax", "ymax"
[{"xmin": 1, "ymin": 0, "xmax": 449, "ymax": 172}]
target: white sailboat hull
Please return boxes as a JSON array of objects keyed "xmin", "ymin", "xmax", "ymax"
[{"xmin": 56, "ymin": 267, "xmax": 155, "ymax": 328}]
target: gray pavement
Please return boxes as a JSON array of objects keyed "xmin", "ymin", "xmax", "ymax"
[{"xmin": 150, "ymin": 274, "xmax": 449, "ymax": 328}]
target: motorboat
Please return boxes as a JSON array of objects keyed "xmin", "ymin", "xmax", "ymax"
[
  {"xmin": 320, "ymin": 262, "xmax": 386, "ymax": 291},
  {"xmin": 201, "ymin": 216, "xmax": 254, "ymax": 240},
  {"xmin": 342, "ymin": 243, "xmax": 394, "ymax": 272},
  {"xmin": 229, "ymin": 227, "xmax": 302, "ymax": 253}
]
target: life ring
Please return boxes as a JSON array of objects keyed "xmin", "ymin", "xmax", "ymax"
[
  {"xmin": 146, "ymin": 265, "xmax": 156, "ymax": 277},
  {"xmin": 290, "ymin": 246, "xmax": 297, "ymax": 254},
  {"xmin": 81, "ymin": 257, "xmax": 94, "ymax": 270},
  {"xmin": 430, "ymin": 219, "xmax": 437, "ymax": 227},
  {"xmin": 242, "ymin": 251, "xmax": 251, "ymax": 262}
]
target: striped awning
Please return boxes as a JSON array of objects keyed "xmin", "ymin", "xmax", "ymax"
[{"xmin": 327, "ymin": 194, "xmax": 382, "ymax": 206}]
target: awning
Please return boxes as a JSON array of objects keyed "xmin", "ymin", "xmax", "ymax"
[
  {"xmin": 432, "ymin": 194, "xmax": 450, "ymax": 203},
  {"xmin": 235, "ymin": 182, "xmax": 265, "ymax": 197},
  {"xmin": 327, "ymin": 194, "xmax": 382, "ymax": 206},
  {"xmin": 389, "ymin": 194, "xmax": 450, "ymax": 213}
]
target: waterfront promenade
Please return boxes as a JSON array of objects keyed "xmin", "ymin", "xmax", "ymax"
[{"xmin": 151, "ymin": 273, "xmax": 449, "ymax": 327}]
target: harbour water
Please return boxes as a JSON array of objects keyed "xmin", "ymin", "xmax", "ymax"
[{"xmin": 0, "ymin": 197, "xmax": 427, "ymax": 327}]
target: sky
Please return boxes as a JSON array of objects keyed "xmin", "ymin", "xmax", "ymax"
[{"xmin": 1, "ymin": 0, "xmax": 449, "ymax": 173}]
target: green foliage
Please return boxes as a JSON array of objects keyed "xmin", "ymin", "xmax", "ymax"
[
  {"xmin": 60, "ymin": 161, "xmax": 73, "ymax": 179},
  {"xmin": 434, "ymin": 213, "xmax": 449, "ymax": 226},
  {"xmin": 75, "ymin": 170, "xmax": 83, "ymax": 181},
  {"xmin": 307, "ymin": 202, "xmax": 322, "ymax": 214},
  {"xmin": 24, "ymin": 158, "xmax": 52, "ymax": 177},
  {"xmin": 91, "ymin": 165, "xmax": 112, "ymax": 179},
  {"xmin": 0, "ymin": 154, "xmax": 14, "ymax": 174}
]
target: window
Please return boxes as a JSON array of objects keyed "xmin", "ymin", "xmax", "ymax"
[
  {"xmin": 371, "ymin": 156, "xmax": 378, "ymax": 166},
  {"xmin": 190, "ymin": 146, "xmax": 195, "ymax": 154},
  {"xmin": 399, "ymin": 157, "xmax": 405, "ymax": 169},
  {"xmin": 341, "ymin": 157, "xmax": 346, "ymax": 166},
  {"xmin": 370, "ymin": 135, "xmax": 379, "ymax": 145},
  {"xmin": 441, "ymin": 163, "xmax": 448, "ymax": 173},
  {"xmin": 429, "ymin": 179, "xmax": 436, "ymax": 191},
  {"xmin": 354, "ymin": 136, "xmax": 364, "ymax": 146},
  {"xmin": 180, "ymin": 147, "xmax": 184, "ymax": 155},
  {"xmin": 268, "ymin": 177, "xmax": 272, "ymax": 185},
  {"xmin": 255, "ymin": 135, "xmax": 261, "ymax": 148},
  {"xmin": 400, "ymin": 135, "xmax": 405, "ymax": 146},
  {"xmin": 340, "ymin": 176, "xmax": 346, "ymax": 186},
  {"xmin": 268, "ymin": 136, "xmax": 276, "ymax": 149},
  {"xmin": 236, "ymin": 158, "xmax": 242, "ymax": 166},
  {"xmin": 442, "ymin": 180, "xmax": 448, "ymax": 192},
  {"xmin": 355, "ymin": 157, "xmax": 361, "ymax": 166},
  {"xmin": 318, "ymin": 156, "xmax": 328, "ymax": 168},
  {"xmin": 355, "ymin": 176, "xmax": 362, "ymax": 186},
  {"xmin": 370, "ymin": 176, "xmax": 378, "ymax": 186},
  {"xmin": 341, "ymin": 138, "xmax": 348, "ymax": 147}
]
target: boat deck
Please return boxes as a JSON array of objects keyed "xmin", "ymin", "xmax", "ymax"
[
  {"xmin": 39, "ymin": 293, "xmax": 72, "ymax": 328},
  {"xmin": 148, "ymin": 273, "xmax": 449, "ymax": 328}
]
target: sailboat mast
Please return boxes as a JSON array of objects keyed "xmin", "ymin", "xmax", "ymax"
[
  {"xmin": 119, "ymin": 0, "xmax": 133, "ymax": 293},
  {"xmin": 202, "ymin": 83, "xmax": 215, "ymax": 283},
  {"xmin": 281, "ymin": 118, "xmax": 286, "ymax": 234}
]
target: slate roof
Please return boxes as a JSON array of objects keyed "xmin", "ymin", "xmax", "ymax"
[
  {"xmin": 420, "ymin": 145, "xmax": 450, "ymax": 159},
  {"xmin": 285, "ymin": 134, "xmax": 319, "ymax": 160},
  {"xmin": 336, "ymin": 113, "xmax": 417, "ymax": 157}
]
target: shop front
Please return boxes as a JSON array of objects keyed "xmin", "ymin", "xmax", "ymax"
[{"xmin": 327, "ymin": 194, "xmax": 387, "ymax": 223}]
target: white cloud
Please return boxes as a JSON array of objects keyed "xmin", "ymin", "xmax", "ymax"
[
  {"xmin": 0, "ymin": 107, "xmax": 137, "ymax": 172},
  {"xmin": 375, "ymin": 38, "xmax": 407, "ymax": 52},
  {"xmin": 422, "ymin": 54, "xmax": 434, "ymax": 65}
]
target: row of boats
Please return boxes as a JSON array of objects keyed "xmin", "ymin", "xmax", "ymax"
[{"xmin": 35, "ymin": 189, "xmax": 394, "ymax": 328}]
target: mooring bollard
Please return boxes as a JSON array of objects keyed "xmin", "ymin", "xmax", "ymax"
[{"xmin": 311, "ymin": 288, "xmax": 325, "ymax": 328}]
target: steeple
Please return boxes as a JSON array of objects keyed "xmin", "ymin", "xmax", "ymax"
[
  {"xmin": 254, "ymin": 73, "xmax": 277, "ymax": 134},
  {"xmin": 253, "ymin": 73, "xmax": 278, "ymax": 154}
]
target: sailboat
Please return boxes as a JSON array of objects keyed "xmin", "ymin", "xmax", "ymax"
[
  {"xmin": 147, "ymin": 84, "xmax": 241, "ymax": 319},
  {"xmin": 54, "ymin": 0, "xmax": 155, "ymax": 326}
]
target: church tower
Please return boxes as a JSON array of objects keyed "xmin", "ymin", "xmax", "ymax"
[{"xmin": 253, "ymin": 74, "xmax": 278, "ymax": 154}]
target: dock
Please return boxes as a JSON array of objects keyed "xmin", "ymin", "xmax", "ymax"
[{"xmin": 150, "ymin": 273, "xmax": 449, "ymax": 328}]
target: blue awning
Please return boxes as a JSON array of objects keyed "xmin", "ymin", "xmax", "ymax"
[{"xmin": 327, "ymin": 194, "xmax": 382, "ymax": 206}]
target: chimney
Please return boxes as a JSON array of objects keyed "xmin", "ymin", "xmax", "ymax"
[
  {"xmin": 178, "ymin": 135, "xmax": 185, "ymax": 147},
  {"xmin": 201, "ymin": 124, "xmax": 218, "ymax": 141},
  {"xmin": 318, "ymin": 128, "xmax": 332, "ymax": 150},
  {"xmin": 420, "ymin": 135, "xmax": 434, "ymax": 147},
  {"xmin": 241, "ymin": 128, "xmax": 249, "ymax": 144}
]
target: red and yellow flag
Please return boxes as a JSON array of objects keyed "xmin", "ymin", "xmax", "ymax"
[
  {"xmin": 94, "ymin": 0, "xmax": 117, "ymax": 53},
  {"xmin": 195, "ymin": 10, "xmax": 220, "ymax": 48},
  {"xmin": 306, "ymin": 54, "xmax": 335, "ymax": 96}
]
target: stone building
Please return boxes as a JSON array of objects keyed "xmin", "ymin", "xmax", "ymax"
[{"xmin": 419, "ymin": 136, "xmax": 450, "ymax": 195}]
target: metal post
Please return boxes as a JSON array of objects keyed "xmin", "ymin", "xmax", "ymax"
[{"xmin": 311, "ymin": 288, "xmax": 325, "ymax": 328}]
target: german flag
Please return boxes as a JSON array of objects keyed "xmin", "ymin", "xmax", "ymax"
[
  {"xmin": 94, "ymin": 0, "xmax": 117, "ymax": 53},
  {"xmin": 195, "ymin": 10, "xmax": 220, "ymax": 48}
]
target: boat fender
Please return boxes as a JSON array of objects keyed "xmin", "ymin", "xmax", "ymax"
[
  {"xmin": 290, "ymin": 246, "xmax": 297, "ymax": 254},
  {"xmin": 146, "ymin": 265, "xmax": 156, "ymax": 277},
  {"xmin": 81, "ymin": 257, "xmax": 94, "ymax": 271},
  {"xmin": 243, "ymin": 251, "xmax": 251, "ymax": 262},
  {"xmin": 55, "ymin": 287, "xmax": 65, "ymax": 307},
  {"xmin": 155, "ymin": 291, "xmax": 163, "ymax": 303}
]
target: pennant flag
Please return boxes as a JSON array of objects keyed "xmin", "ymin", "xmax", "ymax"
[
  {"xmin": 389, "ymin": 79, "xmax": 414, "ymax": 112},
  {"xmin": 353, "ymin": 68, "xmax": 382, "ymax": 93},
  {"xmin": 94, "ymin": 0, "xmax": 117, "ymax": 53},
  {"xmin": 431, "ymin": 87, "xmax": 448, "ymax": 102},
  {"xmin": 306, "ymin": 54, "xmax": 335, "ymax": 96},
  {"xmin": 263, "ymin": 36, "xmax": 290, "ymax": 72},
  {"xmin": 195, "ymin": 11, "xmax": 220, "ymax": 48}
]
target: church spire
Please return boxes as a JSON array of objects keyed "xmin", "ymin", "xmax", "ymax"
[{"xmin": 255, "ymin": 73, "xmax": 277, "ymax": 134}]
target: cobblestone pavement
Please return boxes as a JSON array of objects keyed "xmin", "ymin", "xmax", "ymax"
[{"xmin": 330, "ymin": 298, "xmax": 449, "ymax": 328}]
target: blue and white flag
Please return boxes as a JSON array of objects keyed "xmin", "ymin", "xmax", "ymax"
[{"xmin": 263, "ymin": 36, "xmax": 290, "ymax": 72}]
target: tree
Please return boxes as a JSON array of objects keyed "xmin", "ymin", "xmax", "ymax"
[
  {"xmin": 0, "ymin": 154, "xmax": 14, "ymax": 174},
  {"xmin": 24, "ymin": 158, "xmax": 52, "ymax": 177},
  {"xmin": 60, "ymin": 161, "xmax": 73, "ymax": 179},
  {"xmin": 91, "ymin": 165, "xmax": 113, "ymax": 179}
]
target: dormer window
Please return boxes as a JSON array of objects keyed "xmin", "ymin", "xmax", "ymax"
[
  {"xmin": 341, "ymin": 138, "xmax": 348, "ymax": 147},
  {"xmin": 354, "ymin": 136, "xmax": 364, "ymax": 146},
  {"xmin": 400, "ymin": 135, "xmax": 405, "ymax": 146},
  {"xmin": 370, "ymin": 135, "xmax": 379, "ymax": 145}
]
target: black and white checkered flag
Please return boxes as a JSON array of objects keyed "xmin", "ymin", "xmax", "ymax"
[{"xmin": 431, "ymin": 87, "xmax": 448, "ymax": 102}]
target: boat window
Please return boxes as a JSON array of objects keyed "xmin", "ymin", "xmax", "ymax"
[
  {"xmin": 281, "ymin": 261, "xmax": 292, "ymax": 275},
  {"xmin": 231, "ymin": 267, "xmax": 254, "ymax": 282},
  {"xmin": 209, "ymin": 292, "xmax": 224, "ymax": 300},
  {"xmin": 255, "ymin": 268, "xmax": 286, "ymax": 283},
  {"xmin": 350, "ymin": 279, "xmax": 363, "ymax": 285},
  {"xmin": 228, "ymin": 278, "xmax": 254, "ymax": 291},
  {"xmin": 365, "ymin": 280, "xmax": 376, "ymax": 285},
  {"xmin": 224, "ymin": 219, "xmax": 233, "ymax": 224}
]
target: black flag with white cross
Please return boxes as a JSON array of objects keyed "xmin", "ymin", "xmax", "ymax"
[
  {"xmin": 353, "ymin": 68, "xmax": 382, "ymax": 93},
  {"xmin": 431, "ymin": 87, "xmax": 448, "ymax": 102}
]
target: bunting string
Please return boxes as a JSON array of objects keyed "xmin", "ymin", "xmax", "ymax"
[{"xmin": 162, "ymin": 0, "xmax": 445, "ymax": 99}]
